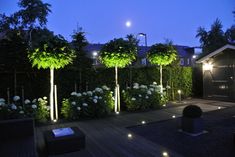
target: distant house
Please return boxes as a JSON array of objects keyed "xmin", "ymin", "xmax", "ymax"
[
  {"xmin": 84, "ymin": 44, "xmax": 195, "ymax": 67},
  {"xmin": 196, "ymin": 44, "xmax": 235, "ymax": 102}
]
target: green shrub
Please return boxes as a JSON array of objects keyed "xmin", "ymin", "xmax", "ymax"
[
  {"xmin": 122, "ymin": 83, "xmax": 168, "ymax": 111},
  {"xmin": 0, "ymin": 96, "xmax": 49, "ymax": 122},
  {"xmin": 61, "ymin": 85, "xmax": 114, "ymax": 120},
  {"xmin": 34, "ymin": 97, "xmax": 49, "ymax": 123}
]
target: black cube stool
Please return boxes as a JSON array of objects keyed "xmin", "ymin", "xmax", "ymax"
[{"xmin": 44, "ymin": 127, "xmax": 85, "ymax": 155}]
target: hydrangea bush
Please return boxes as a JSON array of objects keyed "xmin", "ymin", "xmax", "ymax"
[
  {"xmin": 0, "ymin": 96, "xmax": 49, "ymax": 122},
  {"xmin": 122, "ymin": 82, "xmax": 168, "ymax": 111},
  {"xmin": 61, "ymin": 85, "xmax": 114, "ymax": 120}
]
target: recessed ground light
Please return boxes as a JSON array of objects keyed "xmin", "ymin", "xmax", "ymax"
[
  {"xmin": 53, "ymin": 119, "xmax": 57, "ymax": 122},
  {"xmin": 172, "ymin": 115, "xmax": 176, "ymax": 118},
  {"xmin": 141, "ymin": 120, "xmax": 146, "ymax": 124},
  {"xmin": 127, "ymin": 133, "xmax": 132, "ymax": 138},
  {"xmin": 116, "ymin": 112, "xmax": 120, "ymax": 115},
  {"xmin": 162, "ymin": 151, "xmax": 168, "ymax": 157},
  {"xmin": 163, "ymin": 104, "xmax": 166, "ymax": 107},
  {"xmin": 218, "ymin": 107, "xmax": 221, "ymax": 109}
]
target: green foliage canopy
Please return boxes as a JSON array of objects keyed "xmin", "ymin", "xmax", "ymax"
[
  {"xmin": 28, "ymin": 35, "xmax": 75, "ymax": 69},
  {"xmin": 99, "ymin": 38, "xmax": 137, "ymax": 68},
  {"xmin": 147, "ymin": 43, "xmax": 177, "ymax": 66}
]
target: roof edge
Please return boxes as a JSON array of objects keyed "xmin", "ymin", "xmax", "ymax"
[{"xmin": 196, "ymin": 44, "xmax": 235, "ymax": 63}]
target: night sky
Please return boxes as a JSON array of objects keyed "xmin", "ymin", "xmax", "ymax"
[{"xmin": 0, "ymin": 0, "xmax": 234, "ymax": 47}]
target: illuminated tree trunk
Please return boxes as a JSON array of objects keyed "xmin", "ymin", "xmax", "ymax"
[
  {"xmin": 160, "ymin": 65, "xmax": 163, "ymax": 93},
  {"xmin": 50, "ymin": 68, "xmax": 54, "ymax": 121},
  {"xmin": 114, "ymin": 66, "xmax": 120, "ymax": 112}
]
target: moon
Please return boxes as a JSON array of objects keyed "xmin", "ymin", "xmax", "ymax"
[{"xmin": 125, "ymin": 21, "xmax": 131, "ymax": 27}]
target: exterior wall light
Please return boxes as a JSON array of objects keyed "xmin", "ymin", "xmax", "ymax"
[
  {"xmin": 127, "ymin": 133, "xmax": 133, "ymax": 139},
  {"xmin": 203, "ymin": 62, "xmax": 213, "ymax": 71},
  {"xmin": 92, "ymin": 51, "xmax": 98, "ymax": 57},
  {"xmin": 162, "ymin": 151, "xmax": 169, "ymax": 157},
  {"xmin": 192, "ymin": 55, "xmax": 197, "ymax": 59}
]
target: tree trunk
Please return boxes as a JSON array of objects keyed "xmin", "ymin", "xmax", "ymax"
[
  {"xmin": 160, "ymin": 65, "xmax": 163, "ymax": 93},
  {"xmin": 50, "ymin": 68, "xmax": 54, "ymax": 121},
  {"xmin": 114, "ymin": 66, "xmax": 120, "ymax": 112}
]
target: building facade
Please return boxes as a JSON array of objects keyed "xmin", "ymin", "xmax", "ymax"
[{"xmin": 196, "ymin": 44, "xmax": 235, "ymax": 102}]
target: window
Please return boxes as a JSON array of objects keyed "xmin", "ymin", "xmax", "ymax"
[
  {"xmin": 141, "ymin": 58, "xmax": 147, "ymax": 65},
  {"xmin": 187, "ymin": 58, "xmax": 190, "ymax": 65},
  {"xmin": 180, "ymin": 58, "xmax": 184, "ymax": 66}
]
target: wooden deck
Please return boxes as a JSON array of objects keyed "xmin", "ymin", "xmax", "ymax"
[{"xmin": 35, "ymin": 99, "xmax": 235, "ymax": 157}]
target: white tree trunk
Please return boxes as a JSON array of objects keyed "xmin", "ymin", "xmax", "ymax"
[
  {"xmin": 114, "ymin": 66, "xmax": 120, "ymax": 112},
  {"xmin": 50, "ymin": 68, "xmax": 54, "ymax": 121},
  {"xmin": 160, "ymin": 65, "xmax": 163, "ymax": 93}
]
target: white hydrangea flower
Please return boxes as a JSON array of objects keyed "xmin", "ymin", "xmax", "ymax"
[
  {"xmin": 82, "ymin": 92, "xmax": 87, "ymax": 96},
  {"xmin": 153, "ymin": 82, "xmax": 157, "ymax": 85},
  {"xmin": 93, "ymin": 99, "xmax": 98, "ymax": 103},
  {"xmin": 147, "ymin": 90, "xmax": 152, "ymax": 95},
  {"xmin": 38, "ymin": 98, "xmax": 43, "ymax": 101},
  {"xmin": 0, "ymin": 98, "xmax": 5, "ymax": 102},
  {"xmin": 133, "ymin": 86, "xmax": 139, "ymax": 89},
  {"xmin": 77, "ymin": 106, "xmax": 81, "ymax": 111},
  {"xmin": 46, "ymin": 106, "xmax": 50, "ymax": 110},
  {"xmin": 43, "ymin": 96, "xmax": 47, "ymax": 100},
  {"xmin": 122, "ymin": 90, "xmax": 125, "ymax": 93},
  {"xmin": 32, "ymin": 99, "xmax": 37, "ymax": 103},
  {"xmin": 156, "ymin": 85, "xmax": 162, "ymax": 92},
  {"xmin": 98, "ymin": 96, "xmax": 102, "ymax": 99},
  {"xmin": 133, "ymin": 83, "xmax": 139, "ymax": 87},
  {"xmin": 11, "ymin": 104, "xmax": 17, "ymax": 110},
  {"xmin": 82, "ymin": 103, "xmax": 88, "ymax": 107},
  {"xmin": 19, "ymin": 110, "xmax": 24, "ymax": 114},
  {"xmin": 13, "ymin": 96, "xmax": 20, "ymax": 101},
  {"xmin": 76, "ymin": 93, "xmax": 82, "ymax": 97},
  {"xmin": 87, "ymin": 91, "xmax": 93, "ymax": 96},
  {"xmin": 71, "ymin": 92, "xmax": 77, "ymax": 96},
  {"xmin": 24, "ymin": 99, "xmax": 31, "ymax": 104},
  {"xmin": 0, "ymin": 101, "xmax": 5, "ymax": 106},
  {"xmin": 140, "ymin": 85, "xmax": 147, "ymax": 89},
  {"xmin": 102, "ymin": 85, "xmax": 110, "ymax": 90},
  {"xmin": 145, "ymin": 96, "xmax": 149, "ymax": 99},
  {"xmin": 71, "ymin": 101, "xmax": 76, "ymax": 105},
  {"xmin": 131, "ymin": 97, "xmax": 136, "ymax": 101},
  {"xmin": 149, "ymin": 88, "xmax": 154, "ymax": 92},
  {"xmin": 94, "ymin": 96, "xmax": 98, "ymax": 99},
  {"xmin": 138, "ymin": 94, "xmax": 142, "ymax": 97},
  {"xmin": 166, "ymin": 85, "xmax": 171, "ymax": 89},
  {"xmin": 32, "ymin": 104, "xmax": 37, "ymax": 109},
  {"xmin": 95, "ymin": 87, "xmax": 103, "ymax": 93}
]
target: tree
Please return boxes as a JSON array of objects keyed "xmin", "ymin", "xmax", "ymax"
[
  {"xmin": 99, "ymin": 38, "xmax": 137, "ymax": 112},
  {"xmin": 0, "ymin": 0, "xmax": 51, "ymax": 31},
  {"xmin": 147, "ymin": 43, "xmax": 177, "ymax": 93},
  {"xmin": 28, "ymin": 34, "xmax": 75, "ymax": 121},
  {"xmin": 0, "ymin": 0, "xmax": 51, "ymax": 47},
  {"xmin": 196, "ymin": 19, "xmax": 227, "ymax": 54},
  {"xmin": 126, "ymin": 34, "xmax": 139, "ymax": 47},
  {"xmin": 70, "ymin": 29, "xmax": 93, "ymax": 91},
  {"xmin": 225, "ymin": 25, "xmax": 235, "ymax": 44}
]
